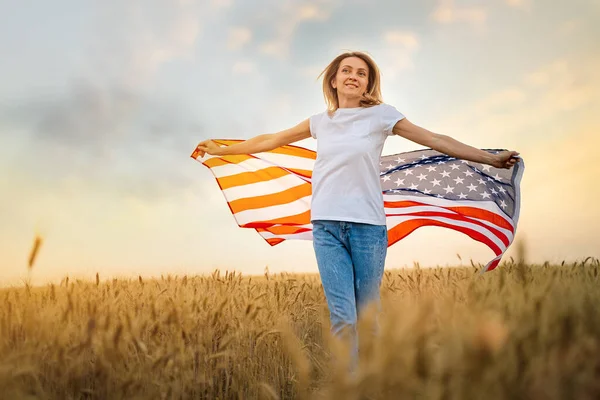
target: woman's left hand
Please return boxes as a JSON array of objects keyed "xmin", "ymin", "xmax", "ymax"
[{"xmin": 492, "ymin": 150, "xmax": 520, "ymax": 169}]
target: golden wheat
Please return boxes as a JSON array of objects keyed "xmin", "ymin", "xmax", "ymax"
[{"xmin": 0, "ymin": 259, "xmax": 599, "ymax": 399}]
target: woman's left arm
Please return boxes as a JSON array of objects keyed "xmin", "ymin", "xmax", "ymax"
[{"xmin": 392, "ymin": 119, "xmax": 520, "ymax": 169}]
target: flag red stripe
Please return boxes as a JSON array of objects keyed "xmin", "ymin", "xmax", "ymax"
[
  {"xmin": 229, "ymin": 183, "xmax": 312, "ymax": 213},
  {"xmin": 385, "ymin": 200, "xmax": 514, "ymax": 231},
  {"xmin": 211, "ymin": 140, "xmax": 317, "ymax": 159},
  {"xmin": 215, "ymin": 167, "xmax": 291, "ymax": 190},
  {"xmin": 256, "ymin": 225, "xmax": 312, "ymax": 235},
  {"xmin": 241, "ymin": 210, "xmax": 312, "ymax": 228},
  {"xmin": 387, "ymin": 211, "xmax": 510, "ymax": 247},
  {"xmin": 285, "ymin": 168, "xmax": 313, "ymax": 179},
  {"xmin": 265, "ymin": 237, "xmax": 285, "ymax": 246},
  {"xmin": 486, "ymin": 259, "xmax": 501, "ymax": 271},
  {"xmin": 203, "ymin": 155, "xmax": 255, "ymax": 167},
  {"xmin": 387, "ymin": 218, "xmax": 503, "ymax": 255},
  {"xmin": 202, "ymin": 156, "xmax": 315, "ymax": 177},
  {"xmin": 193, "ymin": 141, "xmax": 521, "ymax": 272}
]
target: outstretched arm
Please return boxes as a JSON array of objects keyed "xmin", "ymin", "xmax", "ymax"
[
  {"xmin": 392, "ymin": 119, "xmax": 519, "ymax": 169},
  {"xmin": 195, "ymin": 119, "xmax": 312, "ymax": 158}
]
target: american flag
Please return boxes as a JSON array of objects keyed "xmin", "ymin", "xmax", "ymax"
[{"xmin": 191, "ymin": 139, "xmax": 524, "ymax": 272}]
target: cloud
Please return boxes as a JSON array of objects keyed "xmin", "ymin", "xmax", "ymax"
[
  {"xmin": 523, "ymin": 59, "xmax": 600, "ymax": 111},
  {"xmin": 227, "ymin": 27, "xmax": 253, "ymax": 50},
  {"xmin": 431, "ymin": 0, "xmax": 487, "ymax": 28},
  {"xmin": 210, "ymin": 0, "xmax": 233, "ymax": 8},
  {"xmin": 384, "ymin": 31, "xmax": 419, "ymax": 50},
  {"xmin": 2, "ymin": 80, "xmax": 205, "ymax": 202},
  {"xmin": 0, "ymin": 1, "xmax": 215, "ymax": 202},
  {"xmin": 258, "ymin": 2, "xmax": 334, "ymax": 59},
  {"xmin": 435, "ymin": 55, "xmax": 600, "ymax": 145},
  {"xmin": 558, "ymin": 19, "xmax": 584, "ymax": 37},
  {"xmin": 505, "ymin": 0, "xmax": 532, "ymax": 9},
  {"xmin": 379, "ymin": 31, "xmax": 421, "ymax": 78},
  {"xmin": 6, "ymin": 0, "xmax": 208, "ymax": 154},
  {"xmin": 232, "ymin": 60, "xmax": 257, "ymax": 75},
  {"xmin": 297, "ymin": 65, "xmax": 325, "ymax": 79},
  {"xmin": 88, "ymin": 1, "xmax": 202, "ymax": 90}
]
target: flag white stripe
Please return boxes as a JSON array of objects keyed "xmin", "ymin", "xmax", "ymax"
[
  {"xmin": 208, "ymin": 158, "xmax": 277, "ymax": 178},
  {"xmin": 263, "ymin": 223, "xmax": 313, "ymax": 230},
  {"xmin": 511, "ymin": 159, "xmax": 525, "ymax": 225},
  {"xmin": 258, "ymin": 152, "xmax": 315, "ymax": 171},
  {"xmin": 384, "ymin": 205, "xmax": 514, "ymax": 239},
  {"xmin": 386, "ymin": 215, "xmax": 507, "ymax": 251},
  {"xmin": 233, "ymin": 195, "xmax": 312, "ymax": 226},
  {"xmin": 469, "ymin": 217, "xmax": 514, "ymax": 242},
  {"xmin": 384, "ymin": 205, "xmax": 458, "ymax": 216},
  {"xmin": 383, "ymin": 195, "xmax": 514, "ymax": 228},
  {"xmin": 222, "ymin": 174, "xmax": 310, "ymax": 202},
  {"xmin": 260, "ymin": 216, "xmax": 510, "ymax": 250},
  {"xmin": 483, "ymin": 254, "xmax": 504, "ymax": 272},
  {"xmin": 197, "ymin": 146, "xmax": 522, "ymax": 274},
  {"xmin": 208, "ymin": 154, "xmax": 314, "ymax": 179},
  {"xmin": 232, "ymin": 200, "xmax": 512, "ymax": 243},
  {"xmin": 258, "ymin": 231, "xmax": 314, "ymax": 241}
]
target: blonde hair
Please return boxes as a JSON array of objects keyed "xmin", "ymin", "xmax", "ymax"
[{"xmin": 317, "ymin": 51, "xmax": 383, "ymax": 114}]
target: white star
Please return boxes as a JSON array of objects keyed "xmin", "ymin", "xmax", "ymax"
[
  {"xmin": 458, "ymin": 192, "xmax": 467, "ymax": 199},
  {"xmin": 394, "ymin": 178, "xmax": 405, "ymax": 187},
  {"xmin": 490, "ymin": 188, "xmax": 498, "ymax": 195},
  {"xmin": 382, "ymin": 175, "xmax": 391, "ymax": 182},
  {"xmin": 467, "ymin": 184, "xmax": 478, "ymax": 192},
  {"xmin": 386, "ymin": 164, "xmax": 395, "ymax": 170},
  {"xmin": 477, "ymin": 178, "xmax": 487, "ymax": 185},
  {"xmin": 436, "ymin": 194, "xmax": 444, "ymax": 198},
  {"xmin": 498, "ymin": 186, "xmax": 507, "ymax": 194},
  {"xmin": 493, "ymin": 173, "xmax": 501, "ymax": 181},
  {"xmin": 440, "ymin": 170, "xmax": 451, "ymax": 178},
  {"xmin": 396, "ymin": 157, "xmax": 405, "ymax": 164},
  {"xmin": 431, "ymin": 179, "xmax": 441, "ymax": 187},
  {"xmin": 420, "ymin": 154, "xmax": 428, "ymax": 160},
  {"xmin": 500, "ymin": 200, "xmax": 507, "ymax": 209},
  {"xmin": 423, "ymin": 188, "xmax": 432, "ymax": 194},
  {"xmin": 461, "ymin": 160, "xmax": 469, "ymax": 164},
  {"xmin": 443, "ymin": 185, "xmax": 455, "ymax": 194},
  {"xmin": 453, "ymin": 176, "xmax": 464, "ymax": 184},
  {"xmin": 450, "ymin": 164, "xmax": 460, "ymax": 170},
  {"xmin": 437, "ymin": 161, "xmax": 445, "ymax": 165},
  {"xmin": 481, "ymin": 165, "xmax": 491, "ymax": 172},
  {"xmin": 426, "ymin": 165, "xmax": 437, "ymax": 172},
  {"xmin": 403, "ymin": 169, "xmax": 413, "ymax": 176},
  {"xmin": 481, "ymin": 191, "xmax": 491, "ymax": 199},
  {"xmin": 409, "ymin": 183, "xmax": 419, "ymax": 190},
  {"xmin": 463, "ymin": 170, "xmax": 474, "ymax": 177},
  {"xmin": 417, "ymin": 173, "xmax": 428, "ymax": 181}
]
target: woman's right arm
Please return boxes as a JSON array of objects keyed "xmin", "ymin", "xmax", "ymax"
[{"xmin": 195, "ymin": 118, "xmax": 312, "ymax": 158}]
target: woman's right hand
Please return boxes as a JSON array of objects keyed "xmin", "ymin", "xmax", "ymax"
[{"xmin": 195, "ymin": 139, "xmax": 223, "ymax": 158}]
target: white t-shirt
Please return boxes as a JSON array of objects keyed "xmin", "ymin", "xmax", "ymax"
[{"xmin": 309, "ymin": 103, "xmax": 406, "ymax": 226}]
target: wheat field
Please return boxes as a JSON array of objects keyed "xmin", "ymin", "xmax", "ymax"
[{"xmin": 1, "ymin": 258, "xmax": 600, "ymax": 400}]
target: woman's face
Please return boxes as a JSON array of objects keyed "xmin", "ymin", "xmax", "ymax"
[{"xmin": 331, "ymin": 56, "xmax": 370, "ymax": 99}]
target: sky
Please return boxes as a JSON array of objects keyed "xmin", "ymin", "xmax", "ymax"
[{"xmin": 1, "ymin": 0, "xmax": 599, "ymax": 285}]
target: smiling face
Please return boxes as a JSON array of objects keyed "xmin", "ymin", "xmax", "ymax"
[
  {"xmin": 318, "ymin": 51, "xmax": 383, "ymax": 113},
  {"xmin": 331, "ymin": 56, "xmax": 370, "ymax": 100}
]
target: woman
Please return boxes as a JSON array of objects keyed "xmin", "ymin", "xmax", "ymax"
[{"xmin": 196, "ymin": 51, "xmax": 519, "ymax": 362}]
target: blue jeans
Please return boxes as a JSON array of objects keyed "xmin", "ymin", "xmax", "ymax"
[{"xmin": 312, "ymin": 220, "xmax": 388, "ymax": 364}]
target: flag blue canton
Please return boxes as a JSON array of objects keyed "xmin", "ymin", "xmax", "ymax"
[{"xmin": 379, "ymin": 149, "xmax": 521, "ymax": 220}]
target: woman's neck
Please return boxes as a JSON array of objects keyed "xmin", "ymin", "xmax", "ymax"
[{"xmin": 337, "ymin": 95, "xmax": 362, "ymax": 109}]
